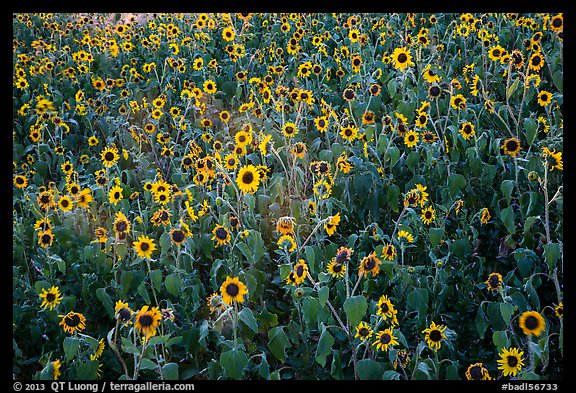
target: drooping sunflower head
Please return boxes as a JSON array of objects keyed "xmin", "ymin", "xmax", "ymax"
[
  {"xmin": 292, "ymin": 259, "xmax": 309, "ymax": 285},
  {"xmin": 359, "ymin": 252, "xmax": 382, "ymax": 278},
  {"xmin": 485, "ymin": 272, "xmax": 503, "ymax": 293},
  {"xmin": 277, "ymin": 234, "xmax": 297, "ymax": 253},
  {"xmin": 59, "ymin": 311, "xmax": 87, "ymax": 334},
  {"xmin": 465, "ymin": 363, "xmax": 492, "ymax": 380},
  {"xmin": 220, "ymin": 276, "xmax": 248, "ymax": 305},
  {"xmin": 114, "ymin": 300, "xmax": 133, "ymax": 325},
  {"xmin": 326, "ymin": 260, "xmax": 346, "ymax": 278},
  {"xmin": 381, "ymin": 243, "xmax": 397, "ymax": 261},
  {"xmin": 334, "ymin": 246, "xmax": 353, "ymax": 264},
  {"xmin": 324, "ymin": 212, "xmax": 341, "ymax": 236},
  {"xmin": 276, "ymin": 216, "xmax": 295, "ymax": 235},
  {"xmin": 519, "ymin": 310, "xmax": 546, "ymax": 337}
]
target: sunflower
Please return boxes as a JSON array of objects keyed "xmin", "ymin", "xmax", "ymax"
[
  {"xmin": 497, "ymin": 347, "xmax": 525, "ymax": 377},
  {"xmin": 210, "ymin": 224, "xmax": 230, "ymax": 247},
  {"xmin": 324, "ymin": 212, "xmax": 341, "ymax": 236},
  {"xmin": 38, "ymin": 230, "xmax": 54, "ymax": 248},
  {"xmin": 428, "ymin": 85, "xmax": 441, "ymax": 99},
  {"xmin": 101, "ymin": 146, "xmax": 120, "ymax": 167},
  {"xmin": 58, "ymin": 195, "xmax": 74, "ymax": 212},
  {"xmin": 282, "ymin": 122, "xmax": 299, "ymax": 138},
  {"xmin": 480, "ymin": 208, "xmax": 491, "ymax": 224},
  {"xmin": 549, "ymin": 13, "xmax": 563, "ymax": 32},
  {"xmin": 451, "ymin": 94, "xmax": 467, "ymax": 110},
  {"xmin": 333, "ymin": 246, "xmax": 353, "ymax": 265},
  {"xmin": 292, "ymin": 142, "xmax": 307, "ymax": 159},
  {"xmin": 220, "ymin": 276, "xmax": 248, "ymax": 305},
  {"xmin": 222, "ymin": 26, "xmax": 235, "ymax": 41},
  {"xmin": 537, "ymin": 90, "xmax": 552, "ymax": 106},
  {"xmin": 13, "ymin": 174, "xmax": 28, "ymax": 189},
  {"xmin": 391, "ymin": 47, "xmax": 414, "ymax": 71},
  {"xmin": 235, "ymin": 130, "xmax": 251, "ymax": 147},
  {"xmin": 554, "ymin": 302, "xmax": 563, "ymax": 319},
  {"xmin": 510, "ymin": 49, "xmax": 525, "ymax": 69},
  {"xmin": 169, "ymin": 228, "xmax": 187, "ymax": 246},
  {"xmin": 393, "ymin": 350, "xmax": 411, "ymax": 370},
  {"xmin": 519, "ymin": 310, "xmax": 546, "ymax": 337},
  {"xmin": 459, "ymin": 122, "xmax": 475, "ymax": 140},
  {"xmin": 108, "ymin": 185, "xmax": 123, "ymax": 205},
  {"xmin": 203, "ymin": 79, "xmax": 217, "ymax": 94},
  {"xmin": 236, "ymin": 164, "xmax": 261, "ymax": 194},
  {"xmin": 404, "ymin": 191, "xmax": 421, "ymax": 207},
  {"xmin": 485, "ymin": 272, "xmax": 503, "ymax": 293},
  {"xmin": 420, "ymin": 206, "xmax": 435, "ymax": 225},
  {"xmin": 292, "ymin": 259, "xmax": 309, "ymax": 285},
  {"xmin": 340, "ymin": 125, "xmax": 358, "ymax": 142},
  {"xmin": 372, "ymin": 328, "xmax": 399, "ymax": 351},
  {"xmin": 59, "ymin": 311, "xmax": 87, "ymax": 334},
  {"xmin": 326, "ymin": 260, "xmax": 346, "ymax": 278},
  {"xmin": 501, "ymin": 137, "xmax": 521, "ymax": 157},
  {"xmin": 488, "ymin": 45, "xmax": 505, "ymax": 61},
  {"xmin": 274, "ymin": 232, "xmax": 296, "ymax": 252},
  {"xmin": 206, "ymin": 293, "xmax": 226, "ymax": 314},
  {"xmin": 61, "ymin": 160, "xmax": 73, "ymax": 175},
  {"xmin": 376, "ymin": 295, "xmax": 398, "ymax": 325},
  {"xmin": 39, "ymin": 286, "xmax": 63, "ymax": 311},
  {"xmin": 381, "ymin": 243, "xmax": 397, "ymax": 261},
  {"xmin": 354, "ymin": 321, "xmax": 373, "ymax": 341},
  {"xmin": 113, "ymin": 211, "xmax": 131, "ymax": 238},
  {"xmin": 368, "ymin": 84, "xmax": 381, "ymax": 96},
  {"xmin": 52, "ymin": 359, "xmax": 62, "ymax": 380},
  {"xmin": 134, "ymin": 305, "xmax": 162, "ymax": 340},
  {"xmin": 541, "ymin": 147, "xmax": 563, "ymax": 171},
  {"xmin": 37, "ymin": 191, "xmax": 55, "ymax": 210},
  {"xmin": 414, "ymin": 111, "xmax": 428, "ymax": 129},
  {"xmin": 76, "ymin": 188, "xmax": 93, "ymax": 209},
  {"xmin": 422, "ymin": 321, "xmax": 447, "ymax": 351},
  {"xmin": 133, "ymin": 235, "xmax": 157, "ymax": 259},
  {"xmin": 404, "ymin": 130, "xmax": 419, "ymax": 148},
  {"xmin": 276, "ymin": 216, "xmax": 295, "ymax": 235},
  {"xmin": 422, "ymin": 65, "xmax": 441, "ymax": 83},
  {"xmin": 465, "ymin": 363, "xmax": 492, "ymax": 380},
  {"xmin": 115, "ymin": 300, "xmax": 133, "ymax": 326},
  {"xmin": 314, "ymin": 116, "xmax": 329, "ymax": 133},
  {"xmin": 528, "ymin": 52, "xmax": 544, "ymax": 72},
  {"xmin": 358, "ymin": 252, "xmax": 382, "ymax": 278},
  {"xmin": 397, "ymin": 230, "xmax": 414, "ymax": 243}
]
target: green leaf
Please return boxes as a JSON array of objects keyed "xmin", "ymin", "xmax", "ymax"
[
  {"xmin": 475, "ymin": 305, "xmax": 489, "ymax": 339},
  {"xmin": 238, "ymin": 308, "xmax": 259, "ymax": 334},
  {"xmin": 120, "ymin": 337, "xmax": 141, "ymax": 356},
  {"xmin": 165, "ymin": 273, "xmax": 182, "ymax": 297},
  {"xmin": 500, "ymin": 206, "xmax": 516, "ymax": 234},
  {"xmin": 318, "ymin": 286, "xmax": 329, "ymax": 307},
  {"xmin": 552, "ymin": 70, "xmax": 563, "ymax": 93},
  {"xmin": 76, "ymin": 359, "xmax": 99, "ymax": 380},
  {"xmin": 258, "ymin": 354, "xmax": 270, "ymax": 379},
  {"xmin": 388, "ymin": 146, "xmax": 400, "ymax": 168},
  {"xmin": 492, "ymin": 330, "xmax": 510, "ymax": 348},
  {"xmin": 139, "ymin": 358, "xmax": 158, "ymax": 371},
  {"xmin": 500, "ymin": 302, "xmax": 516, "ymax": 326},
  {"xmin": 450, "ymin": 239, "xmax": 471, "ymax": 258},
  {"xmin": 356, "ymin": 359, "xmax": 383, "ymax": 380},
  {"xmin": 524, "ymin": 118, "xmax": 538, "ymax": 147},
  {"xmin": 429, "ymin": 227, "xmax": 444, "ymax": 248},
  {"xmin": 268, "ymin": 326, "xmax": 291, "ymax": 362},
  {"xmin": 147, "ymin": 335, "xmax": 170, "ymax": 347},
  {"xmin": 447, "ymin": 174, "xmax": 466, "ymax": 197},
  {"xmin": 446, "ymin": 361, "xmax": 460, "ymax": 380},
  {"xmin": 543, "ymin": 242, "xmax": 560, "ymax": 272},
  {"xmin": 220, "ymin": 348, "xmax": 248, "ymax": 380},
  {"xmin": 34, "ymin": 281, "xmax": 51, "ymax": 295},
  {"xmin": 63, "ymin": 337, "xmax": 80, "ymax": 362},
  {"xmin": 302, "ymin": 297, "xmax": 319, "ymax": 327},
  {"xmin": 407, "ymin": 288, "xmax": 429, "ymax": 318},
  {"xmin": 162, "ymin": 362, "xmax": 179, "ymax": 380},
  {"xmin": 315, "ymin": 327, "xmax": 335, "ymax": 367},
  {"xmin": 96, "ymin": 288, "xmax": 114, "ymax": 319},
  {"xmin": 137, "ymin": 282, "xmax": 151, "ymax": 304},
  {"xmin": 500, "ymin": 180, "xmax": 515, "ymax": 205},
  {"xmin": 383, "ymin": 370, "xmax": 402, "ymax": 380},
  {"xmin": 343, "ymin": 295, "xmax": 368, "ymax": 329},
  {"xmin": 507, "ymin": 77, "xmax": 520, "ymax": 100},
  {"xmin": 150, "ymin": 269, "xmax": 163, "ymax": 292}
]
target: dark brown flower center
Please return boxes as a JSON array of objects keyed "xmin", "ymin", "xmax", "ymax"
[
  {"xmin": 507, "ymin": 355, "xmax": 518, "ymax": 368},
  {"xmin": 104, "ymin": 152, "xmax": 115, "ymax": 161},
  {"xmin": 524, "ymin": 315, "xmax": 539, "ymax": 330},
  {"xmin": 380, "ymin": 302, "xmax": 390, "ymax": 314},
  {"xmin": 172, "ymin": 230, "xmax": 185, "ymax": 243},
  {"xmin": 398, "ymin": 53, "xmax": 408, "ymax": 63},
  {"xmin": 488, "ymin": 275, "xmax": 500, "ymax": 288},
  {"xmin": 116, "ymin": 221, "xmax": 128, "ymax": 232},
  {"xmin": 140, "ymin": 242, "xmax": 150, "ymax": 251},
  {"xmin": 65, "ymin": 314, "xmax": 80, "ymax": 327},
  {"xmin": 429, "ymin": 329, "xmax": 442, "ymax": 342},
  {"xmin": 532, "ymin": 56, "xmax": 541, "ymax": 66},
  {"xmin": 552, "ymin": 18, "xmax": 562, "ymax": 27},
  {"xmin": 139, "ymin": 314, "xmax": 153, "ymax": 327},
  {"xmin": 226, "ymin": 283, "xmax": 239, "ymax": 296},
  {"xmin": 359, "ymin": 328, "xmax": 369, "ymax": 336},
  {"xmin": 216, "ymin": 227, "xmax": 228, "ymax": 240},
  {"xmin": 46, "ymin": 293, "xmax": 56, "ymax": 302},
  {"xmin": 40, "ymin": 195, "xmax": 50, "ymax": 204},
  {"xmin": 469, "ymin": 366, "xmax": 483, "ymax": 380},
  {"xmin": 41, "ymin": 234, "xmax": 52, "ymax": 243},
  {"xmin": 379, "ymin": 333, "xmax": 391, "ymax": 344},
  {"xmin": 332, "ymin": 264, "xmax": 343, "ymax": 273},
  {"xmin": 117, "ymin": 308, "xmax": 131, "ymax": 322},
  {"xmin": 506, "ymin": 140, "xmax": 519, "ymax": 151},
  {"xmin": 430, "ymin": 86, "xmax": 440, "ymax": 96},
  {"xmin": 242, "ymin": 171, "xmax": 254, "ymax": 184},
  {"xmin": 364, "ymin": 257, "xmax": 375, "ymax": 270},
  {"xmin": 296, "ymin": 265, "xmax": 304, "ymax": 277},
  {"xmin": 344, "ymin": 90, "xmax": 355, "ymax": 100}
]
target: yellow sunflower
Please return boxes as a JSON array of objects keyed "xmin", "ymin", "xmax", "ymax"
[
  {"xmin": 236, "ymin": 164, "xmax": 261, "ymax": 194},
  {"xmin": 391, "ymin": 47, "xmax": 414, "ymax": 71},
  {"xmin": 133, "ymin": 235, "xmax": 157, "ymax": 259},
  {"xmin": 422, "ymin": 321, "xmax": 447, "ymax": 351},
  {"xmin": 519, "ymin": 310, "xmax": 546, "ymax": 337},
  {"xmin": 220, "ymin": 276, "xmax": 248, "ymax": 305},
  {"xmin": 134, "ymin": 305, "xmax": 162, "ymax": 340},
  {"xmin": 497, "ymin": 347, "xmax": 525, "ymax": 377}
]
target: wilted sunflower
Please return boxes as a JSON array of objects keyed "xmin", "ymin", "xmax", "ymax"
[
  {"xmin": 59, "ymin": 311, "xmax": 87, "ymax": 334},
  {"xmin": 76, "ymin": 188, "xmax": 93, "ymax": 209},
  {"xmin": 391, "ymin": 47, "xmax": 414, "ymax": 71},
  {"xmin": 393, "ymin": 350, "xmax": 411, "ymax": 370},
  {"xmin": 212, "ymin": 224, "xmax": 231, "ymax": 247},
  {"xmin": 497, "ymin": 347, "xmax": 525, "ymax": 377},
  {"xmin": 403, "ymin": 191, "xmax": 421, "ymax": 207},
  {"xmin": 169, "ymin": 227, "xmax": 187, "ymax": 246},
  {"xmin": 519, "ymin": 310, "xmax": 546, "ymax": 337},
  {"xmin": 342, "ymin": 88, "xmax": 356, "ymax": 102},
  {"xmin": 372, "ymin": 328, "xmax": 399, "ymax": 351},
  {"xmin": 480, "ymin": 208, "xmax": 491, "ymax": 224},
  {"xmin": 485, "ymin": 272, "xmax": 503, "ymax": 293},
  {"xmin": 292, "ymin": 142, "xmax": 307, "ymax": 159},
  {"xmin": 324, "ymin": 212, "xmax": 341, "ymax": 236},
  {"xmin": 292, "ymin": 259, "xmax": 309, "ymax": 285},
  {"xmin": 276, "ymin": 216, "xmax": 295, "ymax": 235},
  {"xmin": 114, "ymin": 300, "xmax": 133, "ymax": 326},
  {"xmin": 428, "ymin": 85, "xmax": 441, "ymax": 99},
  {"xmin": 39, "ymin": 286, "xmax": 63, "ymax": 311},
  {"xmin": 422, "ymin": 321, "xmax": 447, "ymax": 351},
  {"xmin": 354, "ymin": 321, "xmax": 373, "ymax": 341},
  {"xmin": 101, "ymin": 145, "xmax": 120, "ymax": 167},
  {"xmin": 37, "ymin": 190, "xmax": 55, "ymax": 210},
  {"xmin": 236, "ymin": 164, "xmax": 261, "ymax": 194},
  {"xmin": 465, "ymin": 363, "xmax": 492, "ymax": 380},
  {"xmin": 359, "ymin": 252, "xmax": 382, "ymax": 278},
  {"xmin": 133, "ymin": 235, "xmax": 157, "ymax": 259},
  {"xmin": 37, "ymin": 230, "xmax": 54, "ymax": 248},
  {"xmin": 220, "ymin": 276, "xmax": 248, "ymax": 305},
  {"xmin": 206, "ymin": 292, "xmax": 226, "ymax": 314},
  {"xmin": 501, "ymin": 137, "xmax": 521, "ymax": 157},
  {"xmin": 451, "ymin": 94, "xmax": 467, "ymax": 110},
  {"xmin": 381, "ymin": 243, "xmax": 397, "ymax": 261},
  {"xmin": 52, "ymin": 359, "xmax": 62, "ymax": 380},
  {"xmin": 134, "ymin": 305, "xmax": 162, "ymax": 340}
]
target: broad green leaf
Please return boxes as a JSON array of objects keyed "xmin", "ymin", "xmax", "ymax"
[
  {"xmin": 357, "ymin": 359, "xmax": 383, "ymax": 380},
  {"xmin": 96, "ymin": 288, "xmax": 114, "ymax": 318},
  {"xmin": 315, "ymin": 327, "xmax": 335, "ymax": 367},
  {"xmin": 165, "ymin": 273, "xmax": 182, "ymax": 297},
  {"xmin": 429, "ymin": 227, "xmax": 444, "ymax": 248},
  {"xmin": 238, "ymin": 307, "xmax": 259, "ymax": 334},
  {"xmin": 507, "ymin": 77, "xmax": 520, "ymax": 100},
  {"xmin": 524, "ymin": 118, "xmax": 538, "ymax": 147},
  {"xmin": 447, "ymin": 174, "xmax": 466, "ymax": 197},
  {"xmin": 268, "ymin": 326, "xmax": 291, "ymax": 362},
  {"xmin": 302, "ymin": 297, "xmax": 319, "ymax": 327},
  {"xmin": 162, "ymin": 362, "xmax": 179, "ymax": 380},
  {"xmin": 139, "ymin": 358, "xmax": 158, "ymax": 371},
  {"xmin": 343, "ymin": 295, "xmax": 368, "ymax": 329},
  {"xmin": 492, "ymin": 330, "xmax": 510, "ymax": 348},
  {"xmin": 500, "ymin": 302, "xmax": 516, "ymax": 326},
  {"xmin": 150, "ymin": 269, "xmax": 163, "ymax": 292},
  {"xmin": 500, "ymin": 206, "xmax": 516, "ymax": 234},
  {"xmin": 76, "ymin": 359, "xmax": 99, "ymax": 380},
  {"xmin": 500, "ymin": 180, "xmax": 515, "ymax": 205},
  {"xmin": 318, "ymin": 286, "xmax": 329, "ymax": 307},
  {"xmin": 63, "ymin": 337, "xmax": 80, "ymax": 362},
  {"xmin": 220, "ymin": 348, "xmax": 248, "ymax": 380},
  {"xmin": 543, "ymin": 242, "xmax": 560, "ymax": 272}
]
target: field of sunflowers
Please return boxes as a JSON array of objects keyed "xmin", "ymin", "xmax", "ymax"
[{"xmin": 12, "ymin": 12, "xmax": 563, "ymax": 381}]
